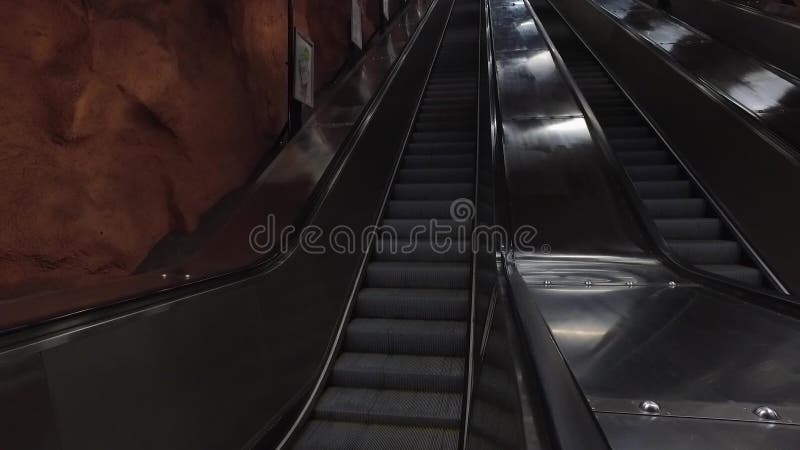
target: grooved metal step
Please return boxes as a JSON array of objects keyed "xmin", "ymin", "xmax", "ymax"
[
  {"xmin": 356, "ymin": 288, "xmax": 469, "ymax": 320},
  {"xmin": 345, "ymin": 319, "xmax": 467, "ymax": 356},
  {"xmin": 331, "ymin": 353, "xmax": 465, "ymax": 392},
  {"xmin": 293, "ymin": 421, "xmax": 459, "ymax": 450}
]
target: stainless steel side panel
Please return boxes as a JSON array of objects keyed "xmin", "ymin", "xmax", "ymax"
[
  {"xmin": 668, "ymin": 0, "xmax": 800, "ymax": 80},
  {"xmin": 530, "ymin": 282, "xmax": 800, "ymax": 424},
  {"xmin": 597, "ymin": 412, "xmax": 800, "ymax": 450}
]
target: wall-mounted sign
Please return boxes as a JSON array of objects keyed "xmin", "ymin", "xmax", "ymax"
[
  {"xmin": 351, "ymin": 0, "xmax": 362, "ymax": 49},
  {"xmin": 293, "ymin": 29, "xmax": 314, "ymax": 107},
  {"xmin": 383, "ymin": 0, "xmax": 390, "ymax": 20}
]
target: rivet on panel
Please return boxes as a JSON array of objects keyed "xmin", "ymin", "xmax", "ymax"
[
  {"xmin": 754, "ymin": 406, "xmax": 780, "ymax": 420},
  {"xmin": 639, "ymin": 400, "xmax": 661, "ymax": 414}
]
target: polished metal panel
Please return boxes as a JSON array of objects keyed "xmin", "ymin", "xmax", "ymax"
[
  {"xmin": 43, "ymin": 288, "xmax": 277, "ymax": 449},
  {"xmin": 514, "ymin": 254, "xmax": 678, "ymax": 286},
  {"xmin": 488, "ymin": 1, "xmax": 612, "ymax": 447},
  {"xmin": 490, "ymin": 0, "xmax": 578, "ymax": 118},
  {"xmin": 495, "ymin": 52, "xmax": 580, "ymax": 118},
  {"xmin": 586, "ymin": 0, "xmax": 800, "ymax": 151},
  {"xmin": 669, "ymin": 0, "xmax": 800, "ymax": 79},
  {"xmin": 597, "ymin": 413, "xmax": 800, "ymax": 450},
  {"xmin": 490, "ymin": 0, "xmax": 653, "ymax": 257},
  {"xmin": 501, "ymin": 118, "xmax": 650, "ymax": 255},
  {"xmin": 504, "ymin": 266, "xmax": 611, "ymax": 449},
  {"xmin": 529, "ymin": 282, "xmax": 800, "ymax": 425}
]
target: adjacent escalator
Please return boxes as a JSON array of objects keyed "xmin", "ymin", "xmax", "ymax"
[
  {"xmin": 289, "ymin": 1, "xmax": 478, "ymax": 447},
  {"xmin": 534, "ymin": 7, "xmax": 772, "ymax": 289}
]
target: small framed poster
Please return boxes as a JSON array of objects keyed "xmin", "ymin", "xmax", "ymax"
[
  {"xmin": 383, "ymin": 0, "xmax": 390, "ymax": 20},
  {"xmin": 351, "ymin": 0, "xmax": 362, "ymax": 49},
  {"xmin": 293, "ymin": 29, "xmax": 314, "ymax": 107}
]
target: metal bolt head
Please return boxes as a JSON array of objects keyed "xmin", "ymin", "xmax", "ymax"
[
  {"xmin": 585, "ymin": 280, "xmax": 593, "ymax": 287},
  {"xmin": 639, "ymin": 400, "xmax": 661, "ymax": 414},
  {"xmin": 543, "ymin": 280, "xmax": 552, "ymax": 286},
  {"xmin": 754, "ymin": 406, "xmax": 779, "ymax": 420},
  {"xmin": 625, "ymin": 280, "xmax": 635, "ymax": 287},
  {"xmin": 668, "ymin": 281, "xmax": 677, "ymax": 288},
  {"xmin": 160, "ymin": 273, "xmax": 168, "ymax": 280},
  {"xmin": 184, "ymin": 274, "xmax": 191, "ymax": 280}
]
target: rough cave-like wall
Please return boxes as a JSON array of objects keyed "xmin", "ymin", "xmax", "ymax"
[{"xmin": 0, "ymin": 0, "xmax": 386, "ymax": 298}]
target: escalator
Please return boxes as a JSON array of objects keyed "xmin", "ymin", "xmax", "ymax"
[
  {"xmin": 533, "ymin": 7, "xmax": 773, "ymax": 289},
  {"xmin": 289, "ymin": 1, "xmax": 478, "ymax": 447}
]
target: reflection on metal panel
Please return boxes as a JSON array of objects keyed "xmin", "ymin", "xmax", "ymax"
[
  {"xmin": 597, "ymin": 413, "xmax": 800, "ymax": 450},
  {"xmin": 532, "ymin": 283, "xmax": 800, "ymax": 424},
  {"xmin": 587, "ymin": 0, "xmax": 800, "ymax": 149}
]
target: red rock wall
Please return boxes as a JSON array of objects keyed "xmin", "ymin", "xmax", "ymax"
[{"xmin": 0, "ymin": 0, "xmax": 387, "ymax": 298}]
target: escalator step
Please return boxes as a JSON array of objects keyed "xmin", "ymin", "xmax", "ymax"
[
  {"xmin": 579, "ymin": 82, "xmax": 617, "ymax": 90},
  {"xmin": 415, "ymin": 121, "xmax": 473, "ymax": 132},
  {"xmin": 697, "ymin": 264, "xmax": 763, "ymax": 286},
  {"xmin": 587, "ymin": 97, "xmax": 629, "ymax": 107},
  {"xmin": 422, "ymin": 94, "xmax": 475, "ymax": 102},
  {"xmin": 419, "ymin": 104, "xmax": 477, "ymax": 114},
  {"xmin": 373, "ymin": 239, "xmax": 471, "ymax": 262},
  {"xmin": 422, "ymin": 97, "xmax": 475, "ymax": 106},
  {"xmin": 293, "ymin": 420, "xmax": 458, "ymax": 450},
  {"xmin": 331, "ymin": 353, "xmax": 465, "ymax": 392},
  {"xmin": 314, "ymin": 388, "xmax": 462, "ymax": 427},
  {"xmin": 624, "ymin": 165, "xmax": 682, "ymax": 181},
  {"xmin": 397, "ymin": 168, "xmax": 474, "ymax": 183},
  {"xmin": 357, "ymin": 288, "xmax": 469, "ymax": 320},
  {"xmin": 365, "ymin": 262, "xmax": 470, "ymax": 288},
  {"xmin": 417, "ymin": 112, "xmax": 474, "ymax": 120},
  {"xmin": 403, "ymin": 154, "xmax": 474, "ymax": 168},
  {"xmin": 407, "ymin": 143, "xmax": 475, "ymax": 155},
  {"xmin": 412, "ymin": 131, "xmax": 474, "ymax": 142},
  {"xmin": 604, "ymin": 127, "xmax": 652, "ymax": 139},
  {"xmin": 598, "ymin": 114, "xmax": 645, "ymax": 126},
  {"xmin": 381, "ymin": 219, "xmax": 471, "ymax": 238},
  {"xmin": 386, "ymin": 201, "xmax": 454, "ymax": 218},
  {"xmin": 428, "ymin": 79, "xmax": 475, "ymax": 86},
  {"xmin": 608, "ymin": 137, "xmax": 660, "ymax": 150},
  {"xmin": 616, "ymin": 151, "xmax": 672, "ymax": 165},
  {"xmin": 345, "ymin": 318, "xmax": 467, "ymax": 356},
  {"xmin": 583, "ymin": 90, "xmax": 624, "ymax": 100},
  {"xmin": 634, "ymin": 180, "xmax": 692, "ymax": 198},
  {"xmin": 655, "ymin": 218, "xmax": 722, "ymax": 239},
  {"xmin": 668, "ymin": 240, "xmax": 741, "ymax": 264},
  {"xmin": 392, "ymin": 183, "xmax": 473, "ymax": 201},
  {"xmin": 643, "ymin": 198, "xmax": 707, "ymax": 217}
]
